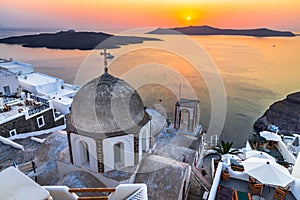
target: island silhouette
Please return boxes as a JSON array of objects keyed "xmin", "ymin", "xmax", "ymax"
[
  {"xmin": 148, "ymin": 25, "xmax": 295, "ymax": 37},
  {"xmin": 0, "ymin": 29, "xmax": 161, "ymax": 50},
  {"xmin": 0, "ymin": 26, "xmax": 295, "ymax": 50}
]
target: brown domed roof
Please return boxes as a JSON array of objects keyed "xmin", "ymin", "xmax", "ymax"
[{"xmin": 70, "ymin": 72, "xmax": 147, "ymax": 135}]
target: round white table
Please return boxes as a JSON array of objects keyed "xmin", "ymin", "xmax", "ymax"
[{"xmin": 252, "ymin": 195, "xmax": 265, "ymax": 200}]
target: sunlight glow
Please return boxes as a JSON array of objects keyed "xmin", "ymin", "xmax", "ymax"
[{"xmin": 1, "ymin": 0, "xmax": 299, "ymax": 30}]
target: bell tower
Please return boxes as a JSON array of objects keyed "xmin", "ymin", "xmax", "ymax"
[{"xmin": 174, "ymin": 98, "xmax": 199, "ymax": 132}]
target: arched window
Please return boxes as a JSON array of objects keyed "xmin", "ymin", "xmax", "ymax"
[
  {"xmin": 80, "ymin": 141, "xmax": 90, "ymax": 166},
  {"xmin": 180, "ymin": 109, "xmax": 190, "ymax": 131},
  {"xmin": 182, "ymin": 180, "xmax": 187, "ymax": 199},
  {"xmin": 114, "ymin": 142, "xmax": 125, "ymax": 169},
  {"xmin": 141, "ymin": 130, "xmax": 149, "ymax": 152}
]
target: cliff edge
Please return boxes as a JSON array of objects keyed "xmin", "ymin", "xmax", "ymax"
[{"xmin": 254, "ymin": 92, "xmax": 300, "ymax": 133}]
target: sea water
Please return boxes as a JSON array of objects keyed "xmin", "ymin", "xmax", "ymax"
[{"xmin": 1, "ymin": 31, "xmax": 299, "ymax": 147}]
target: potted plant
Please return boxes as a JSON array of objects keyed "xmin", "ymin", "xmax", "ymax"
[
  {"xmin": 213, "ymin": 140, "xmax": 240, "ymax": 156},
  {"xmin": 201, "ymin": 167, "xmax": 207, "ymax": 176},
  {"xmin": 222, "ymin": 167, "xmax": 230, "ymax": 181}
]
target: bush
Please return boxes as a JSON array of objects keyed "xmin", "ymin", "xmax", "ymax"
[{"xmin": 201, "ymin": 168, "xmax": 207, "ymax": 176}]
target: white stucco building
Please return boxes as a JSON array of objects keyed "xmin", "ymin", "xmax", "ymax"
[
  {"xmin": 18, "ymin": 73, "xmax": 79, "ymax": 114},
  {"xmin": 0, "ymin": 67, "xmax": 19, "ymax": 96},
  {"xmin": 0, "ymin": 60, "xmax": 33, "ymax": 75},
  {"xmin": 0, "ymin": 59, "xmax": 79, "ymax": 114}
]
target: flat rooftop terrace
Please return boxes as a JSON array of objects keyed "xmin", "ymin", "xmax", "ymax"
[
  {"xmin": 19, "ymin": 72, "xmax": 62, "ymax": 86},
  {"xmin": 0, "ymin": 67, "xmax": 16, "ymax": 78},
  {"xmin": 219, "ymin": 178, "xmax": 296, "ymax": 200}
]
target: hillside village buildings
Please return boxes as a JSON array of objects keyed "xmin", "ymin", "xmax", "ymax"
[
  {"xmin": 0, "ymin": 55, "xmax": 206, "ymax": 199},
  {"xmin": 57, "ymin": 52, "xmax": 205, "ymax": 199},
  {"xmin": 0, "ymin": 59, "xmax": 80, "ymax": 142}
]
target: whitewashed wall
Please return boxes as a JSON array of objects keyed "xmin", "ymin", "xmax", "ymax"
[
  {"xmin": 103, "ymin": 134, "xmax": 134, "ymax": 172},
  {"xmin": 0, "ymin": 75, "xmax": 19, "ymax": 95},
  {"xmin": 70, "ymin": 133, "xmax": 98, "ymax": 172}
]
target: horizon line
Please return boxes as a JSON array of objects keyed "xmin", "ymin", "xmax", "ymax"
[{"xmin": 0, "ymin": 25, "xmax": 299, "ymax": 34}]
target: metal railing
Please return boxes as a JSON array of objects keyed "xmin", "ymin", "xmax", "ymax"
[
  {"xmin": 68, "ymin": 188, "xmax": 115, "ymax": 200},
  {"xmin": 125, "ymin": 187, "xmax": 145, "ymax": 200},
  {"xmin": 29, "ymin": 94, "xmax": 49, "ymax": 104},
  {"xmin": 2, "ymin": 97, "xmax": 17, "ymax": 103},
  {"xmin": 28, "ymin": 104, "xmax": 50, "ymax": 116},
  {"xmin": 27, "ymin": 95, "xmax": 50, "ymax": 116}
]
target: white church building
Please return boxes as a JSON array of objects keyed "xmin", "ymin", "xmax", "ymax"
[
  {"xmin": 61, "ymin": 50, "xmax": 204, "ymax": 199},
  {"xmin": 66, "ymin": 51, "xmax": 158, "ymax": 173}
]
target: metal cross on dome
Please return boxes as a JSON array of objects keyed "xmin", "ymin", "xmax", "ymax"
[{"xmin": 100, "ymin": 49, "xmax": 114, "ymax": 74}]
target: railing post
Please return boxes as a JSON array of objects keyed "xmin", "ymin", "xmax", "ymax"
[{"xmin": 32, "ymin": 160, "xmax": 37, "ymax": 182}]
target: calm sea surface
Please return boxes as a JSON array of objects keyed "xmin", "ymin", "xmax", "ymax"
[{"xmin": 1, "ymin": 31, "xmax": 299, "ymax": 147}]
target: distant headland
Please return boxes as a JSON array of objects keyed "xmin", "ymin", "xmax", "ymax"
[
  {"xmin": 148, "ymin": 25, "xmax": 295, "ymax": 37},
  {"xmin": 0, "ymin": 29, "xmax": 161, "ymax": 50},
  {"xmin": 254, "ymin": 91, "xmax": 300, "ymax": 133}
]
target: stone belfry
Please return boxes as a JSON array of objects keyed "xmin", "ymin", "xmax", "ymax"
[
  {"xmin": 174, "ymin": 98, "xmax": 199, "ymax": 132},
  {"xmin": 66, "ymin": 50, "xmax": 150, "ymax": 173}
]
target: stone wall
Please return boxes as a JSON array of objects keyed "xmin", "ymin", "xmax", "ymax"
[{"xmin": 0, "ymin": 109, "xmax": 64, "ymax": 137}]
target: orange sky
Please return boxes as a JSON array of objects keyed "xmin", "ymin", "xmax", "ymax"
[{"xmin": 0, "ymin": 0, "xmax": 299, "ymax": 31}]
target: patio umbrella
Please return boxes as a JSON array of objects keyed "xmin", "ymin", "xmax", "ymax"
[
  {"xmin": 245, "ymin": 150, "xmax": 276, "ymax": 162},
  {"xmin": 222, "ymin": 154, "xmax": 241, "ymax": 161},
  {"xmin": 221, "ymin": 154, "xmax": 242, "ymax": 165},
  {"xmin": 243, "ymin": 157, "xmax": 295, "ymax": 187},
  {"xmin": 260, "ymin": 131, "xmax": 281, "ymax": 142},
  {"xmin": 249, "ymin": 134, "xmax": 266, "ymax": 143}
]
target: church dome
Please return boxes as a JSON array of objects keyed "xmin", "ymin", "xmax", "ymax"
[{"xmin": 70, "ymin": 71, "xmax": 147, "ymax": 134}]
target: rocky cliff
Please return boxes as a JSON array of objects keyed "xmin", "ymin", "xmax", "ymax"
[{"xmin": 254, "ymin": 92, "xmax": 300, "ymax": 133}]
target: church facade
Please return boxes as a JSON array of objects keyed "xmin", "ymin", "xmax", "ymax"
[{"xmin": 66, "ymin": 69, "xmax": 152, "ymax": 173}]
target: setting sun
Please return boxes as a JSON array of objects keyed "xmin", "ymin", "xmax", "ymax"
[{"xmin": 1, "ymin": 0, "xmax": 300, "ymax": 30}]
